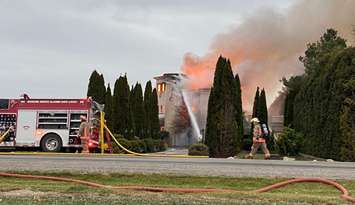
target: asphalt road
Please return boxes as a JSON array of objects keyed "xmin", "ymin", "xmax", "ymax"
[{"xmin": 0, "ymin": 154, "xmax": 355, "ymax": 179}]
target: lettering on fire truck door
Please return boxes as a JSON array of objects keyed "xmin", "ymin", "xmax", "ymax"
[{"xmin": 16, "ymin": 110, "xmax": 37, "ymax": 145}]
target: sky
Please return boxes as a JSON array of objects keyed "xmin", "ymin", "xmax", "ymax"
[{"xmin": 0, "ymin": 0, "xmax": 295, "ymax": 99}]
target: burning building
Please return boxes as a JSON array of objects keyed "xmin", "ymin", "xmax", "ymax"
[
  {"xmin": 154, "ymin": 73, "xmax": 210, "ymax": 147},
  {"xmin": 154, "ymin": 73, "xmax": 285, "ymax": 148}
]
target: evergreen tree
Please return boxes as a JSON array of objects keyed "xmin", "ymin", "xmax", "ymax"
[
  {"xmin": 98, "ymin": 74, "xmax": 106, "ymax": 104},
  {"xmin": 205, "ymin": 57, "xmax": 225, "ymax": 156},
  {"xmin": 205, "ymin": 56, "xmax": 241, "ymax": 158},
  {"xmin": 287, "ymin": 29, "xmax": 354, "ymax": 160},
  {"xmin": 258, "ymin": 89, "xmax": 268, "ymax": 125},
  {"xmin": 252, "ymin": 87, "xmax": 260, "ymax": 118},
  {"xmin": 282, "ymin": 76, "xmax": 304, "ymax": 128},
  {"xmin": 143, "ymin": 81, "xmax": 153, "ymax": 138},
  {"xmin": 250, "ymin": 87, "xmax": 260, "ymax": 136},
  {"xmin": 87, "ymin": 70, "xmax": 106, "ymax": 104},
  {"xmin": 151, "ymin": 88, "xmax": 160, "ymax": 139},
  {"xmin": 112, "ymin": 75, "xmax": 133, "ymax": 138},
  {"xmin": 339, "ymin": 72, "xmax": 355, "ymax": 161},
  {"xmin": 131, "ymin": 83, "xmax": 145, "ymax": 138},
  {"xmin": 112, "ymin": 78, "xmax": 119, "ymax": 133},
  {"xmin": 127, "ymin": 79, "xmax": 135, "ymax": 139},
  {"xmin": 104, "ymin": 84, "xmax": 113, "ymax": 128},
  {"xmin": 129, "ymin": 86, "xmax": 136, "ymax": 136},
  {"xmin": 234, "ymin": 74, "xmax": 244, "ymax": 137}
]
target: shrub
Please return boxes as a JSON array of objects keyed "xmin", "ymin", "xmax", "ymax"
[
  {"xmin": 275, "ymin": 127, "xmax": 304, "ymax": 156},
  {"xmin": 112, "ymin": 136, "xmax": 167, "ymax": 154},
  {"xmin": 130, "ymin": 140, "xmax": 146, "ymax": 153},
  {"xmin": 112, "ymin": 135, "xmax": 128, "ymax": 153},
  {"xmin": 145, "ymin": 138, "xmax": 167, "ymax": 152},
  {"xmin": 143, "ymin": 138, "xmax": 156, "ymax": 152},
  {"xmin": 266, "ymin": 133, "xmax": 275, "ymax": 152},
  {"xmin": 188, "ymin": 143, "xmax": 209, "ymax": 156}
]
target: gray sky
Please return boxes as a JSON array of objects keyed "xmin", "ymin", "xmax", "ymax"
[{"xmin": 0, "ymin": 0, "xmax": 294, "ymax": 98}]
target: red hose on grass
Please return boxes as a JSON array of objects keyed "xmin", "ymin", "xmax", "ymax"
[
  {"xmin": 254, "ymin": 178, "xmax": 355, "ymax": 203},
  {"xmin": 0, "ymin": 172, "xmax": 354, "ymax": 203}
]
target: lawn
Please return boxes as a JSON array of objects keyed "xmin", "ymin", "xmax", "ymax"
[{"xmin": 0, "ymin": 171, "xmax": 354, "ymax": 204}]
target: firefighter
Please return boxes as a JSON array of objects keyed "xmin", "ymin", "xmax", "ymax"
[
  {"xmin": 78, "ymin": 115, "xmax": 90, "ymax": 153},
  {"xmin": 247, "ymin": 118, "xmax": 271, "ymax": 159}
]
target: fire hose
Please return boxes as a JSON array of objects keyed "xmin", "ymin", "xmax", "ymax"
[
  {"xmin": 0, "ymin": 172, "xmax": 353, "ymax": 203},
  {"xmin": 0, "ymin": 120, "xmax": 354, "ymax": 202},
  {"xmin": 104, "ymin": 125, "xmax": 205, "ymax": 158},
  {"xmin": 100, "ymin": 124, "xmax": 355, "ymax": 203}
]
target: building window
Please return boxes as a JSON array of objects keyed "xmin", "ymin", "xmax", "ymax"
[{"xmin": 157, "ymin": 83, "xmax": 166, "ymax": 93}]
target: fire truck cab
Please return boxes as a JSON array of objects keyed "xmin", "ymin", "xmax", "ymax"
[{"xmin": 0, "ymin": 95, "xmax": 102, "ymax": 152}]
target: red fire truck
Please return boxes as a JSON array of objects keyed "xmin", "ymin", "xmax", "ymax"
[{"xmin": 0, "ymin": 95, "xmax": 103, "ymax": 152}]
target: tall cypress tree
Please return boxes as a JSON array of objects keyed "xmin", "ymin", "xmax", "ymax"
[
  {"xmin": 98, "ymin": 74, "xmax": 106, "ymax": 104},
  {"xmin": 235, "ymin": 74, "xmax": 244, "ymax": 137},
  {"xmin": 87, "ymin": 70, "xmax": 106, "ymax": 104},
  {"xmin": 205, "ymin": 56, "xmax": 241, "ymax": 158},
  {"xmin": 87, "ymin": 70, "xmax": 99, "ymax": 100},
  {"xmin": 131, "ymin": 83, "xmax": 145, "ymax": 138},
  {"xmin": 143, "ymin": 81, "xmax": 153, "ymax": 138},
  {"xmin": 112, "ymin": 78, "xmax": 120, "ymax": 133},
  {"xmin": 130, "ymin": 86, "xmax": 136, "ymax": 137},
  {"xmin": 206, "ymin": 57, "xmax": 224, "ymax": 157},
  {"xmin": 258, "ymin": 88, "xmax": 268, "ymax": 125},
  {"xmin": 252, "ymin": 87, "xmax": 260, "ymax": 118},
  {"xmin": 112, "ymin": 75, "xmax": 132, "ymax": 138},
  {"xmin": 126, "ymin": 77, "xmax": 135, "ymax": 139},
  {"xmin": 250, "ymin": 87, "xmax": 260, "ymax": 136},
  {"xmin": 104, "ymin": 84, "xmax": 113, "ymax": 128},
  {"xmin": 151, "ymin": 88, "xmax": 160, "ymax": 139}
]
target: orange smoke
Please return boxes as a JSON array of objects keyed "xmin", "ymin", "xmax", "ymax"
[
  {"xmin": 181, "ymin": 52, "xmax": 259, "ymax": 112},
  {"xmin": 181, "ymin": 53, "xmax": 217, "ymax": 89},
  {"xmin": 181, "ymin": 0, "xmax": 355, "ymax": 112}
]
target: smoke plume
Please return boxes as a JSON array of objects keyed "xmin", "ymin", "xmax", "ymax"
[{"xmin": 181, "ymin": 0, "xmax": 355, "ymax": 112}]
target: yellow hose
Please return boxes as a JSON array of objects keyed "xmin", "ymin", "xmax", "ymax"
[
  {"xmin": 0, "ymin": 129, "xmax": 11, "ymax": 144},
  {"xmin": 104, "ymin": 125, "xmax": 207, "ymax": 158},
  {"xmin": 104, "ymin": 125, "xmax": 147, "ymax": 156}
]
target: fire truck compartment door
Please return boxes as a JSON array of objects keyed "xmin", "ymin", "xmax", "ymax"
[{"xmin": 16, "ymin": 110, "xmax": 37, "ymax": 145}]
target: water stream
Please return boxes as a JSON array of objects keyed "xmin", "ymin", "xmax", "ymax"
[
  {"xmin": 181, "ymin": 89, "xmax": 202, "ymax": 141},
  {"xmin": 176, "ymin": 74, "xmax": 202, "ymax": 142}
]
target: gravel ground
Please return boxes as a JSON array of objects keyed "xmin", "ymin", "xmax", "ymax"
[{"xmin": 0, "ymin": 154, "xmax": 354, "ymax": 179}]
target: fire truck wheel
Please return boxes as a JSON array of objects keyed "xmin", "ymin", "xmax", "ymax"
[{"xmin": 41, "ymin": 134, "xmax": 63, "ymax": 152}]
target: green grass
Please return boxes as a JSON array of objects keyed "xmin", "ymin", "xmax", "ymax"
[{"xmin": 0, "ymin": 171, "xmax": 354, "ymax": 204}]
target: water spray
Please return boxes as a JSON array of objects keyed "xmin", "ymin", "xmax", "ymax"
[
  {"xmin": 163, "ymin": 74, "xmax": 202, "ymax": 142},
  {"xmin": 180, "ymin": 90, "xmax": 202, "ymax": 141},
  {"xmin": 177, "ymin": 74, "xmax": 202, "ymax": 141}
]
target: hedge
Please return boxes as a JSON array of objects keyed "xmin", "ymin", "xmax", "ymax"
[
  {"xmin": 112, "ymin": 135, "xmax": 167, "ymax": 154},
  {"xmin": 188, "ymin": 143, "xmax": 209, "ymax": 156}
]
